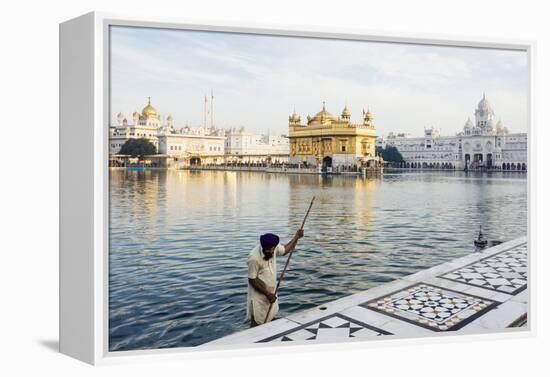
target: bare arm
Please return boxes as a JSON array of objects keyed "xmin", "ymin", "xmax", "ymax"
[
  {"xmin": 283, "ymin": 229, "xmax": 304, "ymax": 255},
  {"xmin": 248, "ymin": 278, "xmax": 277, "ymax": 303}
]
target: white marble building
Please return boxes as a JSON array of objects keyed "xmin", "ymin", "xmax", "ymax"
[
  {"xmin": 224, "ymin": 127, "xmax": 289, "ymax": 162},
  {"xmin": 381, "ymin": 94, "xmax": 527, "ymax": 171},
  {"xmin": 109, "ymin": 99, "xmax": 289, "ymax": 165}
]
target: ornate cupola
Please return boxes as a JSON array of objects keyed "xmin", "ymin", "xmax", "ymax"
[
  {"xmin": 166, "ymin": 114, "xmax": 174, "ymax": 128},
  {"xmin": 116, "ymin": 112, "xmax": 124, "ymax": 126},
  {"xmin": 463, "ymin": 117, "xmax": 474, "ymax": 134},
  {"xmin": 363, "ymin": 108, "xmax": 374, "ymax": 125},
  {"xmin": 341, "ymin": 105, "xmax": 351, "ymax": 120},
  {"xmin": 289, "ymin": 108, "xmax": 301, "ymax": 125}
]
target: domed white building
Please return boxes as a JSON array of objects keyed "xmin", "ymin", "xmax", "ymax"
[
  {"xmin": 109, "ymin": 97, "xmax": 226, "ymax": 166},
  {"xmin": 381, "ymin": 94, "xmax": 527, "ymax": 171}
]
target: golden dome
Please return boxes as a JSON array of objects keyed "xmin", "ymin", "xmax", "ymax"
[
  {"xmin": 311, "ymin": 101, "xmax": 337, "ymax": 122},
  {"xmin": 141, "ymin": 97, "xmax": 159, "ymax": 119}
]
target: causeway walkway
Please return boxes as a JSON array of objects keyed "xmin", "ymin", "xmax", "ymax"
[{"xmin": 205, "ymin": 237, "xmax": 528, "ymax": 346}]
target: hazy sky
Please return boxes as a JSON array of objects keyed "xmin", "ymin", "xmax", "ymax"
[{"xmin": 110, "ymin": 26, "xmax": 528, "ymax": 137}]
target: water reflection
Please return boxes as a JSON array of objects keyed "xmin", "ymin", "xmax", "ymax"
[{"xmin": 109, "ymin": 170, "xmax": 527, "ymax": 351}]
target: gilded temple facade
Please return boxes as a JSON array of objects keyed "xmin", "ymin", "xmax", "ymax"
[{"xmin": 288, "ymin": 102, "xmax": 379, "ymax": 169}]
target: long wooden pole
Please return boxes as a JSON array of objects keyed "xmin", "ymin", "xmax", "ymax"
[{"xmin": 263, "ymin": 196, "xmax": 315, "ymax": 324}]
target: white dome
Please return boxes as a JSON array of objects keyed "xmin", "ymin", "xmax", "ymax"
[
  {"xmin": 477, "ymin": 93, "xmax": 495, "ymax": 116},
  {"xmin": 464, "ymin": 118, "xmax": 474, "ymax": 129}
]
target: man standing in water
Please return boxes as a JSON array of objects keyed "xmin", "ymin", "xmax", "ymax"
[{"xmin": 247, "ymin": 231, "xmax": 304, "ymax": 327}]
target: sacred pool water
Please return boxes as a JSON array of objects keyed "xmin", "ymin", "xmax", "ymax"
[{"xmin": 109, "ymin": 169, "xmax": 527, "ymax": 351}]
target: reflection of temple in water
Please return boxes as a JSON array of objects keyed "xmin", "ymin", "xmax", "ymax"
[
  {"xmin": 352, "ymin": 177, "xmax": 377, "ymax": 232},
  {"xmin": 286, "ymin": 174, "xmax": 379, "ymax": 246}
]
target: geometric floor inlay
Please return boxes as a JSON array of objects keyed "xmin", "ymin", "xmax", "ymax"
[
  {"xmin": 361, "ymin": 283, "xmax": 499, "ymax": 331},
  {"xmin": 439, "ymin": 244, "xmax": 528, "ymax": 295},
  {"xmin": 257, "ymin": 313, "xmax": 392, "ymax": 343}
]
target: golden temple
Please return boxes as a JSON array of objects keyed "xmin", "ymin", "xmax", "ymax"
[{"xmin": 288, "ymin": 102, "xmax": 379, "ymax": 169}]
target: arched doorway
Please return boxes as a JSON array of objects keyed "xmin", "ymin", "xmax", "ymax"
[
  {"xmin": 522, "ymin": 163, "xmax": 527, "ymax": 171},
  {"xmin": 322, "ymin": 156, "xmax": 333, "ymax": 171},
  {"xmin": 190, "ymin": 157, "xmax": 201, "ymax": 166}
]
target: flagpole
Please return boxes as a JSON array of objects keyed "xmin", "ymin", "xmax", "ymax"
[
  {"xmin": 211, "ymin": 90, "xmax": 214, "ymax": 129},
  {"xmin": 203, "ymin": 94, "xmax": 207, "ymax": 134}
]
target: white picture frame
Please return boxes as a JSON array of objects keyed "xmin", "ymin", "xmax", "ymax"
[{"xmin": 59, "ymin": 11, "xmax": 535, "ymax": 365}]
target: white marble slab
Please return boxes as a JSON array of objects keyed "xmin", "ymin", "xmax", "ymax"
[
  {"xmin": 205, "ymin": 318, "xmax": 300, "ymax": 345},
  {"xmin": 201, "ymin": 237, "xmax": 528, "ymax": 347},
  {"xmin": 464, "ymin": 300, "xmax": 527, "ymax": 330}
]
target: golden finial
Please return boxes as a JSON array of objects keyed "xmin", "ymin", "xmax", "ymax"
[{"xmin": 147, "ymin": 96, "xmax": 151, "ymax": 105}]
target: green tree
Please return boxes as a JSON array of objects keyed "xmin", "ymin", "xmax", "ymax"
[
  {"xmin": 119, "ymin": 138, "xmax": 157, "ymax": 157},
  {"xmin": 376, "ymin": 145, "xmax": 404, "ymax": 162}
]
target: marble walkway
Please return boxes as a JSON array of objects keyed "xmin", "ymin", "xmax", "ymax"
[{"xmin": 205, "ymin": 236, "xmax": 528, "ymax": 347}]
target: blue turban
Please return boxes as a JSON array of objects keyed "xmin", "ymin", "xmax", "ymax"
[{"xmin": 260, "ymin": 233, "xmax": 280, "ymax": 249}]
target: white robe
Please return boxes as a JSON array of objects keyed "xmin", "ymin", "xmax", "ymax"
[{"xmin": 246, "ymin": 244, "xmax": 286, "ymax": 324}]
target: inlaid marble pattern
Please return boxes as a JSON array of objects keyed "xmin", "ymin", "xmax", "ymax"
[
  {"xmin": 439, "ymin": 244, "xmax": 528, "ymax": 294},
  {"xmin": 362, "ymin": 283, "xmax": 499, "ymax": 331},
  {"xmin": 257, "ymin": 313, "xmax": 392, "ymax": 343}
]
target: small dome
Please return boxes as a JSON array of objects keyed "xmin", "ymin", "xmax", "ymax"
[
  {"xmin": 117, "ymin": 112, "xmax": 124, "ymax": 119},
  {"xmin": 167, "ymin": 115, "xmax": 173, "ymax": 121},
  {"xmin": 364, "ymin": 109, "xmax": 374, "ymax": 122},
  {"xmin": 132, "ymin": 111, "xmax": 140, "ymax": 117},
  {"xmin": 464, "ymin": 117, "xmax": 474, "ymax": 129},
  {"xmin": 289, "ymin": 109, "xmax": 301, "ymax": 123},
  {"xmin": 341, "ymin": 105, "xmax": 351, "ymax": 118}
]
